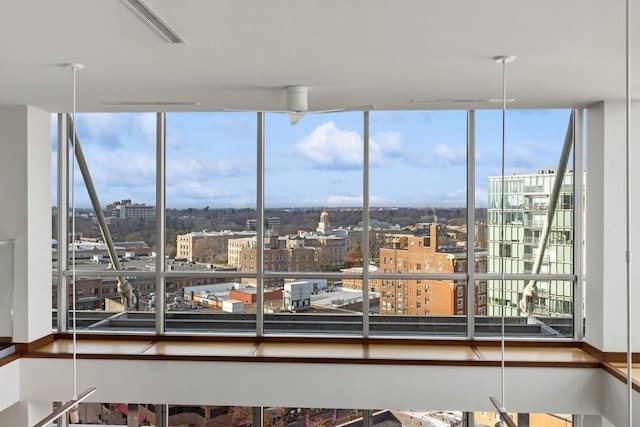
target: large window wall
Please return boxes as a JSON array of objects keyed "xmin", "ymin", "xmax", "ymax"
[
  {"xmin": 475, "ymin": 109, "xmax": 579, "ymax": 337},
  {"xmin": 53, "ymin": 108, "xmax": 582, "ymax": 339}
]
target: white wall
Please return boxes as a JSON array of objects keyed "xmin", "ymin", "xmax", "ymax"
[
  {"xmin": 0, "ymin": 106, "xmax": 52, "ymax": 343},
  {"xmin": 18, "ymin": 358, "xmax": 601, "ymax": 416},
  {"xmin": 0, "ymin": 359, "xmax": 19, "ymax": 413},
  {"xmin": 0, "ymin": 400, "xmax": 51, "ymax": 426},
  {"xmin": 601, "ymin": 369, "xmax": 640, "ymax": 427},
  {"xmin": 585, "ymin": 101, "xmax": 640, "ymax": 352}
]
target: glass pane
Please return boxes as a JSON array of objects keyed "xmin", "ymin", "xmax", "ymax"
[
  {"xmin": 163, "ymin": 275, "xmax": 255, "ymax": 334},
  {"xmin": 373, "ymin": 409, "xmax": 469, "ymax": 427},
  {"xmin": 265, "ymin": 111, "xmax": 361, "ymax": 273},
  {"xmin": 166, "ymin": 112, "xmax": 257, "ymax": 333},
  {"xmin": 265, "ymin": 407, "xmax": 363, "ymax": 427},
  {"xmin": 475, "ymin": 109, "xmax": 575, "ymax": 338},
  {"xmin": 474, "ymin": 412, "xmax": 573, "ymax": 426},
  {"xmin": 73, "ymin": 402, "xmax": 128, "ymax": 425},
  {"xmin": 66, "ymin": 113, "xmax": 157, "ymax": 331},
  {"xmin": 263, "ymin": 112, "xmax": 364, "ymax": 335},
  {"xmin": 0, "ymin": 241, "xmax": 13, "ymax": 343},
  {"xmin": 368, "ymin": 110, "xmax": 468, "ymax": 337},
  {"xmin": 67, "ymin": 273, "xmax": 156, "ymax": 331},
  {"xmin": 51, "ymin": 114, "xmax": 58, "ymax": 321},
  {"xmin": 166, "ymin": 112, "xmax": 257, "ymax": 270},
  {"xmin": 166, "ymin": 405, "xmax": 252, "ymax": 426}
]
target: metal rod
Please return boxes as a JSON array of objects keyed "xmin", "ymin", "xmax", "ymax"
[
  {"xmin": 70, "ymin": 66, "xmax": 78, "ymax": 400},
  {"xmin": 60, "ymin": 268, "xmax": 572, "ymax": 282},
  {"xmin": 489, "ymin": 396, "xmax": 516, "ymax": 427},
  {"xmin": 499, "ymin": 56, "xmax": 508, "ymax": 409},
  {"xmin": 57, "ymin": 113, "xmax": 69, "ymax": 332},
  {"xmin": 625, "ymin": 0, "xmax": 633, "ymax": 424},
  {"xmin": 155, "ymin": 112, "xmax": 166, "ymax": 334},
  {"xmin": 253, "ymin": 407, "xmax": 263, "ymax": 427},
  {"xmin": 32, "ymin": 387, "xmax": 96, "ymax": 427},
  {"xmin": 573, "ymin": 109, "xmax": 584, "ymax": 340},
  {"xmin": 362, "ymin": 111, "xmax": 371, "ymax": 337},
  {"xmin": 256, "ymin": 112, "xmax": 265, "ymax": 336},
  {"xmin": 467, "ymin": 110, "xmax": 476, "ymax": 338}
]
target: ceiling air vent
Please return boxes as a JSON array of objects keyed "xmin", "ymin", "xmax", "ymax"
[{"xmin": 120, "ymin": 0, "xmax": 185, "ymax": 44}]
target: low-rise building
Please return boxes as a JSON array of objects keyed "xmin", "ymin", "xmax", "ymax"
[
  {"xmin": 177, "ymin": 230, "xmax": 256, "ymax": 264},
  {"xmin": 106, "ymin": 199, "xmax": 155, "ymax": 219}
]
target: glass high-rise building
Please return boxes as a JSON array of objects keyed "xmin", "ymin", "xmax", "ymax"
[{"xmin": 487, "ymin": 170, "xmax": 574, "ymax": 317}]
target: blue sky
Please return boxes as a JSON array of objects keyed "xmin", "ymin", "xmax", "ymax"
[{"xmin": 51, "ymin": 109, "xmax": 573, "ymax": 209}]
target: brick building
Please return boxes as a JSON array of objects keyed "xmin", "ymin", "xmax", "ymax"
[
  {"xmin": 374, "ymin": 223, "xmax": 487, "ymax": 316},
  {"xmin": 239, "ymin": 236, "xmax": 319, "ymax": 287},
  {"xmin": 342, "ymin": 224, "xmax": 487, "ymax": 316}
]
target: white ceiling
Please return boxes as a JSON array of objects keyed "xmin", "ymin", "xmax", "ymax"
[{"xmin": 0, "ymin": 0, "xmax": 634, "ymax": 113}]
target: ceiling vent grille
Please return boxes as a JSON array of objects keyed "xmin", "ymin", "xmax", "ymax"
[{"xmin": 121, "ymin": 0, "xmax": 185, "ymax": 44}]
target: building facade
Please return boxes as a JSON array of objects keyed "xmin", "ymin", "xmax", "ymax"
[
  {"xmin": 239, "ymin": 237, "xmax": 319, "ymax": 287},
  {"xmin": 374, "ymin": 224, "xmax": 488, "ymax": 316},
  {"xmin": 487, "ymin": 170, "xmax": 574, "ymax": 317},
  {"xmin": 106, "ymin": 199, "xmax": 156, "ymax": 220},
  {"xmin": 177, "ymin": 230, "xmax": 256, "ymax": 264},
  {"xmin": 228, "ymin": 236, "xmax": 258, "ymax": 269}
]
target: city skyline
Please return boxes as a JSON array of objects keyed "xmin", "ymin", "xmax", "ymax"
[{"xmin": 51, "ymin": 109, "xmax": 573, "ymax": 210}]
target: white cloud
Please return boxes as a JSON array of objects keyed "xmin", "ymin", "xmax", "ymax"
[
  {"xmin": 74, "ymin": 113, "xmax": 156, "ymax": 150},
  {"xmin": 295, "ymin": 121, "xmax": 362, "ymax": 170},
  {"xmin": 82, "ymin": 151, "xmax": 156, "ymax": 188},
  {"xmin": 138, "ymin": 114, "xmax": 157, "ymax": 145},
  {"xmin": 295, "ymin": 122, "xmax": 408, "ymax": 170},
  {"xmin": 370, "ymin": 131, "xmax": 406, "ymax": 166},
  {"xmin": 434, "ymin": 143, "xmax": 466, "ymax": 164}
]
